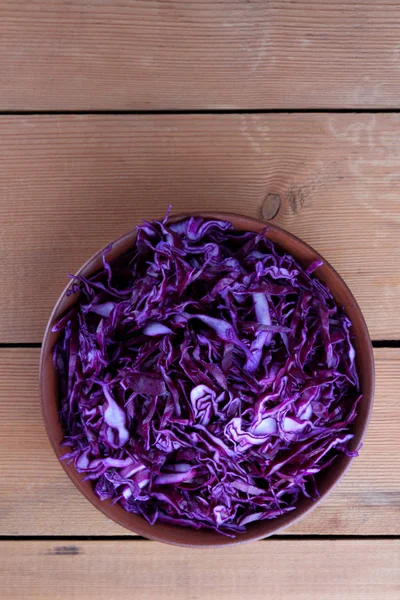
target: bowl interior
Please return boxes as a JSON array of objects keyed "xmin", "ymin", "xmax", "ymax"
[{"xmin": 40, "ymin": 212, "xmax": 375, "ymax": 547}]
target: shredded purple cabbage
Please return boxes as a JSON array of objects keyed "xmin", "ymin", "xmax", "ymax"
[{"xmin": 53, "ymin": 215, "xmax": 361, "ymax": 536}]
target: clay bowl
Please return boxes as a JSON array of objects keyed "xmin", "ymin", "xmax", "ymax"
[{"xmin": 40, "ymin": 212, "xmax": 374, "ymax": 547}]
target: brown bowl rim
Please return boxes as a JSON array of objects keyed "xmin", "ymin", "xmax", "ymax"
[{"xmin": 40, "ymin": 212, "xmax": 375, "ymax": 547}]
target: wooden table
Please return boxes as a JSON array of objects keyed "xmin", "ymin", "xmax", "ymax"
[{"xmin": 1, "ymin": 2, "xmax": 399, "ymax": 598}]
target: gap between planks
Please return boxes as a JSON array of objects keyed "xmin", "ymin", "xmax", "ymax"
[
  {"xmin": 2, "ymin": 109, "xmax": 400, "ymax": 116},
  {"xmin": 0, "ymin": 341, "xmax": 398, "ymax": 349},
  {"xmin": 0, "ymin": 534, "xmax": 399, "ymax": 542}
]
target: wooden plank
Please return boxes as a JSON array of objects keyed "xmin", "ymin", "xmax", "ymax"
[
  {"xmin": 0, "ymin": 348, "xmax": 398, "ymax": 536},
  {"xmin": 0, "ymin": 114, "xmax": 400, "ymax": 342},
  {"xmin": 2, "ymin": 540, "xmax": 399, "ymax": 600},
  {"xmin": 1, "ymin": 2, "xmax": 400, "ymax": 110}
]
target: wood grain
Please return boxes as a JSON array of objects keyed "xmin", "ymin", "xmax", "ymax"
[
  {"xmin": 1, "ymin": 114, "xmax": 400, "ymax": 342},
  {"xmin": 0, "ymin": 347, "xmax": 398, "ymax": 536},
  {"xmin": 1, "ymin": 1, "xmax": 400, "ymax": 110},
  {"xmin": 2, "ymin": 539, "xmax": 399, "ymax": 600}
]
